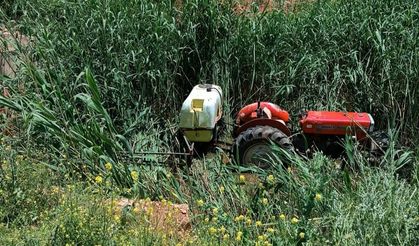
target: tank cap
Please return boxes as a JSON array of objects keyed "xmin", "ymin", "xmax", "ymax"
[{"xmin": 198, "ymin": 84, "xmax": 213, "ymax": 89}]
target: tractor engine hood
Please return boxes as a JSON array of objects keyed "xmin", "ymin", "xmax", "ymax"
[{"xmin": 299, "ymin": 111, "xmax": 375, "ymax": 139}]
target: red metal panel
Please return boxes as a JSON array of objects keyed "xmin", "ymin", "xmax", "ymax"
[{"xmin": 299, "ymin": 111, "xmax": 373, "ymax": 139}]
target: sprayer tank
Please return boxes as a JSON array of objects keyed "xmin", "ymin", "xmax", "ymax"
[{"xmin": 179, "ymin": 84, "xmax": 223, "ymax": 142}]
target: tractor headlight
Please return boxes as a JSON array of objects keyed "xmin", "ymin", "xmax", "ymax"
[{"xmin": 368, "ymin": 114, "xmax": 375, "ymax": 132}]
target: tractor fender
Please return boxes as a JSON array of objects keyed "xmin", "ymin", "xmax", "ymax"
[
  {"xmin": 236, "ymin": 102, "xmax": 289, "ymax": 124},
  {"xmin": 234, "ymin": 118, "xmax": 291, "ymax": 137}
]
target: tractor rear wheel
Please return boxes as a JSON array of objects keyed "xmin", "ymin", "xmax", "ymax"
[{"xmin": 233, "ymin": 125, "xmax": 294, "ymax": 169}]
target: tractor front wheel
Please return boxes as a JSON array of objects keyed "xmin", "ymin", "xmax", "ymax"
[{"xmin": 233, "ymin": 125, "xmax": 294, "ymax": 169}]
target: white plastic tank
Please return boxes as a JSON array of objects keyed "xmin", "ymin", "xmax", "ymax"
[{"xmin": 179, "ymin": 84, "xmax": 223, "ymax": 142}]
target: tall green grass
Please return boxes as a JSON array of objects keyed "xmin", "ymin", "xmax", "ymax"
[
  {"xmin": 0, "ymin": 0, "xmax": 417, "ymax": 173},
  {"xmin": 2, "ymin": 0, "xmax": 418, "ymax": 140},
  {"xmin": 0, "ymin": 0, "xmax": 417, "ymax": 193}
]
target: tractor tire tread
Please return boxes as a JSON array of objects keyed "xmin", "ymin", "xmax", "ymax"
[{"xmin": 232, "ymin": 125, "xmax": 294, "ymax": 168}]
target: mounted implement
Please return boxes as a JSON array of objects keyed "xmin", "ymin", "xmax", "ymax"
[{"xmin": 179, "ymin": 84, "xmax": 223, "ymax": 143}]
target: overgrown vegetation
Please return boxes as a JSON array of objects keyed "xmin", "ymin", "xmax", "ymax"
[{"xmin": 1, "ymin": 0, "xmax": 418, "ymax": 245}]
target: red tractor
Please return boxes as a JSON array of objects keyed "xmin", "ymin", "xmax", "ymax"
[
  {"xmin": 179, "ymin": 84, "xmax": 386, "ymax": 167},
  {"xmin": 232, "ymin": 101, "xmax": 382, "ymax": 167}
]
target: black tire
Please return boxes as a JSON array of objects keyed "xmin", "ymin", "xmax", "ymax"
[
  {"xmin": 232, "ymin": 125, "xmax": 294, "ymax": 168},
  {"xmin": 370, "ymin": 131, "xmax": 389, "ymax": 156}
]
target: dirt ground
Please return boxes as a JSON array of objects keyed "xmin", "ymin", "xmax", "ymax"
[
  {"xmin": 114, "ymin": 198, "xmax": 191, "ymax": 238},
  {"xmin": 173, "ymin": 0, "xmax": 305, "ymax": 13},
  {"xmin": 233, "ymin": 0, "xmax": 306, "ymax": 13},
  {"xmin": 0, "ymin": 26, "xmax": 30, "ymax": 77}
]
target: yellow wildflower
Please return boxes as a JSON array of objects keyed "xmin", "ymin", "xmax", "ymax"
[
  {"xmin": 235, "ymin": 215, "xmax": 245, "ymax": 222},
  {"xmin": 209, "ymin": 227, "xmax": 217, "ymax": 235},
  {"xmin": 246, "ymin": 218, "xmax": 252, "ymax": 225},
  {"xmin": 291, "ymin": 217, "xmax": 299, "ymax": 224},
  {"xmin": 51, "ymin": 186, "xmax": 60, "ymax": 194},
  {"xmin": 146, "ymin": 207, "xmax": 154, "ymax": 216},
  {"xmin": 236, "ymin": 231, "xmax": 243, "ymax": 241},
  {"xmin": 105, "ymin": 162, "xmax": 112, "ymax": 171},
  {"xmin": 219, "ymin": 186, "xmax": 225, "ymax": 193},
  {"xmin": 196, "ymin": 199, "xmax": 204, "ymax": 207},
  {"xmin": 315, "ymin": 193, "xmax": 322, "ymax": 202},
  {"xmin": 267, "ymin": 175, "xmax": 275, "ymax": 184},
  {"xmin": 223, "ymin": 233, "xmax": 229, "ymax": 240},
  {"xmin": 212, "ymin": 207, "xmax": 219, "ymax": 214},
  {"xmin": 130, "ymin": 171, "xmax": 139, "ymax": 181},
  {"xmin": 219, "ymin": 226, "xmax": 226, "ymax": 234},
  {"xmin": 239, "ymin": 175, "xmax": 246, "ymax": 183},
  {"xmin": 133, "ymin": 206, "xmax": 141, "ymax": 214},
  {"xmin": 204, "ymin": 217, "xmax": 210, "ymax": 223},
  {"xmin": 258, "ymin": 235, "xmax": 266, "ymax": 241},
  {"xmin": 299, "ymin": 232, "xmax": 305, "ymax": 239},
  {"xmin": 264, "ymin": 241, "xmax": 273, "ymax": 246},
  {"xmin": 95, "ymin": 175, "xmax": 103, "ymax": 184},
  {"xmin": 258, "ymin": 182, "xmax": 265, "ymax": 189},
  {"xmin": 261, "ymin": 198, "xmax": 268, "ymax": 205},
  {"xmin": 279, "ymin": 213, "xmax": 286, "ymax": 220},
  {"xmin": 267, "ymin": 227, "xmax": 275, "ymax": 233},
  {"xmin": 114, "ymin": 214, "xmax": 121, "ymax": 223},
  {"xmin": 256, "ymin": 220, "xmax": 262, "ymax": 227}
]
